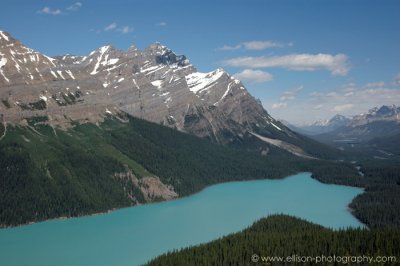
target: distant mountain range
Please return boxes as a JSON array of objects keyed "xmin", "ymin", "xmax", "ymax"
[
  {"xmin": 285, "ymin": 114, "xmax": 350, "ymax": 135},
  {"xmin": 291, "ymin": 105, "xmax": 400, "ymax": 157}
]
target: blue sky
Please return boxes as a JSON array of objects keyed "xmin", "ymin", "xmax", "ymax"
[{"xmin": 1, "ymin": 0, "xmax": 399, "ymax": 124}]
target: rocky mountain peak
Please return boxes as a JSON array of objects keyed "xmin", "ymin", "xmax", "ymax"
[
  {"xmin": 55, "ymin": 54, "xmax": 84, "ymax": 65},
  {"xmin": 375, "ymin": 105, "xmax": 398, "ymax": 117},
  {"xmin": 0, "ymin": 30, "xmax": 302, "ymax": 152},
  {"xmin": 126, "ymin": 44, "xmax": 139, "ymax": 58},
  {"xmin": 155, "ymin": 49, "xmax": 190, "ymax": 67},
  {"xmin": 349, "ymin": 105, "xmax": 399, "ymax": 128},
  {"xmin": 330, "ymin": 114, "xmax": 348, "ymax": 121},
  {"xmin": 0, "ymin": 30, "xmax": 13, "ymax": 44},
  {"xmin": 0, "ymin": 30, "xmax": 59, "ymax": 86},
  {"xmin": 146, "ymin": 42, "xmax": 168, "ymax": 53},
  {"xmin": 141, "ymin": 42, "xmax": 190, "ymax": 68},
  {"xmin": 0, "ymin": 30, "xmax": 23, "ymax": 48},
  {"xmin": 81, "ymin": 45, "xmax": 125, "ymax": 75},
  {"xmin": 292, "ymin": 114, "xmax": 350, "ymax": 135},
  {"xmin": 95, "ymin": 44, "xmax": 114, "ymax": 53},
  {"xmin": 328, "ymin": 114, "xmax": 349, "ymax": 126}
]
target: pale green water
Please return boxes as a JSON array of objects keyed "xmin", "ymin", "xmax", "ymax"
[{"xmin": 0, "ymin": 173, "xmax": 364, "ymax": 266}]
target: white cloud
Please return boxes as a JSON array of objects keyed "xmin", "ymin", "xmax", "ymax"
[
  {"xmin": 66, "ymin": 2, "xmax": 82, "ymax": 11},
  {"xmin": 340, "ymin": 83, "xmax": 356, "ymax": 93},
  {"xmin": 103, "ymin": 23, "xmax": 133, "ymax": 34},
  {"xmin": 272, "ymin": 102, "xmax": 287, "ymax": 109},
  {"xmin": 218, "ymin": 40, "xmax": 290, "ymax": 51},
  {"xmin": 280, "ymin": 94, "xmax": 295, "ymax": 101},
  {"xmin": 118, "ymin": 26, "xmax": 134, "ymax": 34},
  {"xmin": 326, "ymin": 92, "xmax": 338, "ymax": 97},
  {"xmin": 280, "ymin": 85, "xmax": 303, "ymax": 101},
  {"xmin": 242, "ymin": 41, "xmax": 289, "ymax": 50},
  {"xmin": 38, "ymin": 3, "xmax": 82, "ymax": 15},
  {"xmin": 310, "ymin": 91, "xmax": 323, "ymax": 97},
  {"xmin": 269, "ymin": 83, "xmax": 400, "ymax": 124},
  {"xmin": 313, "ymin": 104, "xmax": 323, "ymax": 110},
  {"xmin": 234, "ymin": 69, "xmax": 273, "ymax": 83},
  {"xmin": 331, "ymin": 104, "xmax": 354, "ymax": 112},
  {"xmin": 310, "ymin": 84, "xmax": 400, "ymax": 115},
  {"xmin": 156, "ymin": 22, "xmax": 167, "ymax": 26},
  {"xmin": 223, "ymin": 53, "xmax": 350, "ymax": 76},
  {"xmin": 104, "ymin": 22, "xmax": 118, "ymax": 31},
  {"xmin": 366, "ymin": 81, "xmax": 385, "ymax": 88},
  {"xmin": 218, "ymin": 44, "xmax": 242, "ymax": 51},
  {"xmin": 37, "ymin": 7, "xmax": 62, "ymax": 15},
  {"xmin": 395, "ymin": 73, "xmax": 400, "ymax": 85}
]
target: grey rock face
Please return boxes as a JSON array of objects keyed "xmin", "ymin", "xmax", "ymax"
[{"xmin": 0, "ymin": 30, "xmax": 286, "ymax": 144}]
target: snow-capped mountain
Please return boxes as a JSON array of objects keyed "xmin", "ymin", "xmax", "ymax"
[
  {"xmin": 0, "ymin": 30, "xmax": 58, "ymax": 86},
  {"xmin": 293, "ymin": 114, "xmax": 350, "ymax": 135},
  {"xmin": 313, "ymin": 105, "xmax": 400, "ymax": 156},
  {"xmin": 351, "ymin": 105, "xmax": 400, "ymax": 126},
  {"xmin": 322, "ymin": 105, "xmax": 400, "ymax": 140},
  {"xmin": 0, "ymin": 30, "xmax": 334, "ymax": 158}
]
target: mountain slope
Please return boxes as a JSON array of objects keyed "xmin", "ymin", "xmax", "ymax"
[
  {"xmin": 368, "ymin": 132, "xmax": 400, "ymax": 155},
  {"xmin": 0, "ymin": 114, "xmax": 304, "ymax": 227},
  {"xmin": 0, "ymin": 30, "xmax": 340, "ymax": 159}
]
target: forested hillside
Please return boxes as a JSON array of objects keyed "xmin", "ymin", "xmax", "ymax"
[
  {"xmin": 1, "ymin": 114, "xmax": 399, "ymax": 228},
  {"xmin": 349, "ymin": 160, "xmax": 400, "ymax": 228},
  {"xmin": 0, "ymin": 115, "xmax": 344, "ymax": 227},
  {"xmin": 146, "ymin": 215, "xmax": 400, "ymax": 266}
]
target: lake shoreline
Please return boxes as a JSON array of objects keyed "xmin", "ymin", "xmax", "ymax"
[
  {"xmin": 0, "ymin": 172, "xmax": 299, "ymax": 229},
  {"xmin": 0, "ymin": 172, "xmax": 365, "ymax": 266},
  {"xmin": 0, "ymin": 171, "xmax": 366, "ymax": 230}
]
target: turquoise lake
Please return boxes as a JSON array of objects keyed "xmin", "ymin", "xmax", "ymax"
[{"xmin": 0, "ymin": 172, "xmax": 364, "ymax": 266}]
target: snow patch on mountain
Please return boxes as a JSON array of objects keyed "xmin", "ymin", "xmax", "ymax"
[
  {"xmin": 0, "ymin": 57, "xmax": 9, "ymax": 82},
  {"xmin": 186, "ymin": 69, "xmax": 224, "ymax": 94},
  {"xmin": 0, "ymin": 31, "xmax": 10, "ymax": 41},
  {"xmin": 57, "ymin": 70, "xmax": 65, "ymax": 80},
  {"xmin": 90, "ymin": 45, "xmax": 110, "ymax": 75},
  {"xmin": 65, "ymin": 70, "xmax": 75, "ymax": 80},
  {"xmin": 151, "ymin": 80, "xmax": 163, "ymax": 88}
]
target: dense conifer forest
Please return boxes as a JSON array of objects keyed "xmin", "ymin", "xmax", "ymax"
[{"xmin": 146, "ymin": 215, "xmax": 400, "ymax": 266}]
